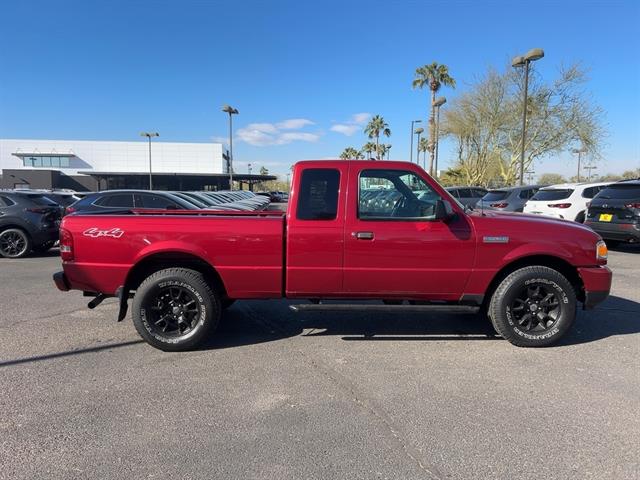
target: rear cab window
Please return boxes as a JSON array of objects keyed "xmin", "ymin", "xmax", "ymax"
[{"xmin": 296, "ymin": 169, "xmax": 340, "ymax": 220}]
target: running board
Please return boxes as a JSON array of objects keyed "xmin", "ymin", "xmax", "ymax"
[{"xmin": 289, "ymin": 304, "xmax": 479, "ymax": 313}]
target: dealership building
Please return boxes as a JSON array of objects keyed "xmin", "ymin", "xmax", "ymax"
[{"xmin": 0, "ymin": 139, "xmax": 273, "ymax": 191}]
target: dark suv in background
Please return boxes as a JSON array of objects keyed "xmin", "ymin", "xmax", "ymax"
[
  {"xmin": 66, "ymin": 190, "xmax": 199, "ymax": 214},
  {"xmin": 0, "ymin": 191, "xmax": 61, "ymax": 258},
  {"xmin": 585, "ymin": 179, "xmax": 640, "ymax": 245}
]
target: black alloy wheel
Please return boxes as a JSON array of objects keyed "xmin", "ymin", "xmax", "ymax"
[
  {"xmin": 0, "ymin": 229, "xmax": 31, "ymax": 258},
  {"xmin": 147, "ymin": 285, "xmax": 202, "ymax": 338},
  {"xmin": 509, "ymin": 283, "xmax": 561, "ymax": 333}
]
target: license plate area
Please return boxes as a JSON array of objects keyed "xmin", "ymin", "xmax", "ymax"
[{"xmin": 599, "ymin": 213, "xmax": 613, "ymax": 222}]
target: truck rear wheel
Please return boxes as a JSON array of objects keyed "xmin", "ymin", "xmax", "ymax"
[
  {"xmin": 132, "ymin": 268, "xmax": 220, "ymax": 351},
  {"xmin": 488, "ymin": 266, "xmax": 576, "ymax": 347}
]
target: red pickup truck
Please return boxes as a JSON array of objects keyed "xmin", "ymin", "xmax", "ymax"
[{"xmin": 54, "ymin": 160, "xmax": 612, "ymax": 351}]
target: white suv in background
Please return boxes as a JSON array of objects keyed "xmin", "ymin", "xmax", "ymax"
[{"xmin": 523, "ymin": 182, "xmax": 611, "ymax": 223}]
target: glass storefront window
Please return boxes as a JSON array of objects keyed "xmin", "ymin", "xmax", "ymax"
[{"xmin": 21, "ymin": 156, "xmax": 71, "ymax": 168}]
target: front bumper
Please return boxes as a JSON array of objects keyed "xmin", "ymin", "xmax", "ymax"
[
  {"xmin": 53, "ymin": 271, "xmax": 70, "ymax": 291},
  {"xmin": 577, "ymin": 265, "xmax": 612, "ymax": 309}
]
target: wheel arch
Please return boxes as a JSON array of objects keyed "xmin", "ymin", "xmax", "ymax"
[
  {"xmin": 482, "ymin": 254, "xmax": 584, "ymax": 311},
  {"xmin": 124, "ymin": 251, "xmax": 227, "ymax": 296}
]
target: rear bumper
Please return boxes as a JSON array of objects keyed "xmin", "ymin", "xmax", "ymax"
[
  {"xmin": 577, "ymin": 265, "xmax": 612, "ymax": 309},
  {"xmin": 53, "ymin": 271, "xmax": 70, "ymax": 291},
  {"xmin": 585, "ymin": 221, "xmax": 640, "ymax": 242}
]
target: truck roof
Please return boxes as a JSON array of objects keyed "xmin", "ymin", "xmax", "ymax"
[{"xmin": 294, "ymin": 159, "xmax": 419, "ymax": 169}]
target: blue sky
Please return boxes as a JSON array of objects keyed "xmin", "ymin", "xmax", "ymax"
[{"xmin": 1, "ymin": 0, "xmax": 639, "ymax": 179}]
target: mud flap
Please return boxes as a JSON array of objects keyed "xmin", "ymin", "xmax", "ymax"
[{"xmin": 115, "ymin": 286, "xmax": 130, "ymax": 322}]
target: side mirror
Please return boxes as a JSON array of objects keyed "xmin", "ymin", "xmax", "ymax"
[{"xmin": 434, "ymin": 199, "xmax": 453, "ymax": 221}]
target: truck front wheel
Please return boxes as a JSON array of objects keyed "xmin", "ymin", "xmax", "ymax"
[
  {"xmin": 132, "ymin": 268, "xmax": 220, "ymax": 351},
  {"xmin": 488, "ymin": 266, "xmax": 576, "ymax": 347}
]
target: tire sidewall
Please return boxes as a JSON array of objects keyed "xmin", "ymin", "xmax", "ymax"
[
  {"xmin": 492, "ymin": 268, "xmax": 576, "ymax": 347},
  {"xmin": 133, "ymin": 270, "xmax": 218, "ymax": 351},
  {"xmin": 0, "ymin": 228, "xmax": 32, "ymax": 258}
]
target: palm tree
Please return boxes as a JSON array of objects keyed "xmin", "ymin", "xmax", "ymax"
[
  {"xmin": 418, "ymin": 137, "xmax": 430, "ymax": 170},
  {"xmin": 377, "ymin": 144, "xmax": 389, "ymax": 160},
  {"xmin": 412, "ymin": 62, "xmax": 455, "ymax": 175},
  {"xmin": 364, "ymin": 115, "xmax": 391, "ymax": 159},
  {"xmin": 339, "ymin": 147, "xmax": 361, "ymax": 160},
  {"xmin": 362, "ymin": 141, "xmax": 377, "ymax": 160}
]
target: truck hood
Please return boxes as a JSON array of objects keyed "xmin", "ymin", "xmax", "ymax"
[
  {"xmin": 466, "ymin": 209, "xmax": 603, "ymax": 265},
  {"xmin": 469, "ymin": 209, "xmax": 596, "ymax": 234}
]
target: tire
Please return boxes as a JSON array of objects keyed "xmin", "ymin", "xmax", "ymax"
[
  {"xmin": 132, "ymin": 268, "xmax": 220, "ymax": 351},
  {"xmin": 574, "ymin": 211, "xmax": 586, "ymax": 223},
  {"xmin": 488, "ymin": 266, "xmax": 576, "ymax": 347},
  {"xmin": 0, "ymin": 228, "xmax": 32, "ymax": 258}
]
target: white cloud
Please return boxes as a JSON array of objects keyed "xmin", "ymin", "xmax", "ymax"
[
  {"xmin": 330, "ymin": 124, "xmax": 360, "ymax": 136},
  {"xmin": 330, "ymin": 112, "xmax": 371, "ymax": 136},
  {"xmin": 276, "ymin": 118, "xmax": 314, "ymax": 130},
  {"xmin": 211, "ymin": 136, "xmax": 228, "ymax": 145},
  {"xmin": 279, "ymin": 132, "xmax": 319, "ymax": 143},
  {"xmin": 351, "ymin": 112, "xmax": 371, "ymax": 124},
  {"xmin": 236, "ymin": 118, "xmax": 319, "ymax": 146},
  {"xmin": 245, "ymin": 122, "xmax": 279, "ymax": 134}
]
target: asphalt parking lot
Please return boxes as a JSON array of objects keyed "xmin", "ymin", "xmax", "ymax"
[{"xmin": 1, "ymin": 247, "xmax": 639, "ymax": 480}]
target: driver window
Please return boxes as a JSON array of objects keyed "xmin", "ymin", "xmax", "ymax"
[{"xmin": 359, "ymin": 169, "xmax": 441, "ymax": 220}]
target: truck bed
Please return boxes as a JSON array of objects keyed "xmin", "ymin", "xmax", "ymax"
[{"xmin": 61, "ymin": 209, "xmax": 285, "ymax": 298}]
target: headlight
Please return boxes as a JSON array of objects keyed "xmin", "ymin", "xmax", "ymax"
[{"xmin": 596, "ymin": 240, "xmax": 608, "ymax": 261}]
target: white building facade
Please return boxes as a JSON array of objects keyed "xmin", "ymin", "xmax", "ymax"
[{"xmin": 0, "ymin": 138, "xmax": 230, "ymax": 191}]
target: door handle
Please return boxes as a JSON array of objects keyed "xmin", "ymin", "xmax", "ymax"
[{"xmin": 352, "ymin": 231, "xmax": 374, "ymax": 240}]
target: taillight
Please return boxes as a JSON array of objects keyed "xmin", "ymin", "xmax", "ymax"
[
  {"xmin": 491, "ymin": 203, "xmax": 509, "ymax": 208},
  {"xmin": 625, "ymin": 203, "xmax": 640, "ymax": 209},
  {"xmin": 547, "ymin": 203, "xmax": 572, "ymax": 208},
  {"xmin": 65, "ymin": 206, "xmax": 76, "ymax": 215},
  {"xmin": 59, "ymin": 228, "xmax": 74, "ymax": 261}
]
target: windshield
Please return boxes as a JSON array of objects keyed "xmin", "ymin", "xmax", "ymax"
[
  {"xmin": 482, "ymin": 191, "xmax": 509, "ymax": 201},
  {"xmin": 596, "ymin": 184, "xmax": 640, "ymax": 200},
  {"xmin": 531, "ymin": 189, "xmax": 574, "ymax": 201}
]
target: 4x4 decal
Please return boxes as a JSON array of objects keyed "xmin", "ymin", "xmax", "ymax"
[{"xmin": 83, "ymin": 227, "xmax": 124, "ymax": 239}]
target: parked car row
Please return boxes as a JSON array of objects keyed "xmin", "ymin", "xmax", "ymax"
[
  {"xmin": 448, "ymin": 179, "xmax": 640, "ymax": 245},
  {"xmin": 0, "ymin": 188, "xmax": 271, "ymax": 258},
  {"xmin": 66, "ymin": 189, "xmax": 271, "ymax": 214},
  {"xmin": 256, "ymin": 191, "xmax": 289, "ymax": 202},
  {"xmin": 0, "ymin": 190, "xmax": 63, "ymax": 258}
]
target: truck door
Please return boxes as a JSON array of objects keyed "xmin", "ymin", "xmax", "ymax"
[
  {"xmin": 343, "ymin": 164, "xmax": 476, "ymax": 300},
  {"xmin": 285, "ymin": 163, "xmax": 348, "ymax": 297}
]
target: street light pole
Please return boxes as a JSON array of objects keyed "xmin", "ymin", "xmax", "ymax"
[
  {"xmin": 584, "ymin": 164, "xmax": 597, "ymax": 181},
  {"xmin": 222, "ymin": 104, "xmax": 239, "ymax": 190},
  {"xmin": 140, "ymin": 132, "xmax": 159, "ymax": 190},
  {"xmin": 572, "ymin": 147, "xmax": 588, "ymax": 182},
  {"xmin": 410, "ymin": 120, "xmax": 422, "ymax": 163},
  {"xmin": 512, "ymin": 48, "xmax": 544, "ymax": 186},
  {"xmin": 433, "ymin": 97, "xmax": 446, "ymax": 178},
  {"xmin": 414, "ymin": 127, "xmax": 424, "ymax": 169},
  {"xmin": 386, "ymin": 144, "xmax": 392, "ymax": 160}
]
